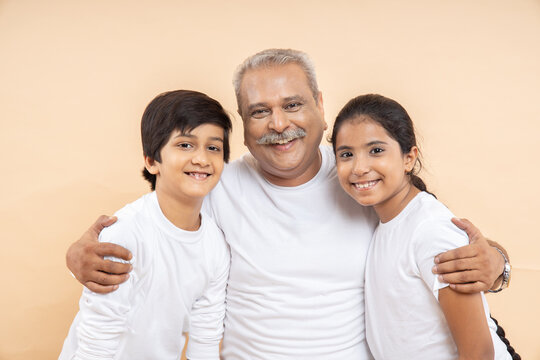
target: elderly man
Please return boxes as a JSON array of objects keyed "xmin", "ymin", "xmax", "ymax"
[{"xmin": 67, "ymin": 49, "xmax": 508, "ymax": 359}]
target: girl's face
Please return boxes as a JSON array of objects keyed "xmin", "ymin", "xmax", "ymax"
[{"xmin": 335, "ymin": 116, "xmax": 418, "ymax": 222}]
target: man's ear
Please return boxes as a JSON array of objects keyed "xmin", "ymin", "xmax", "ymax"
[
  {"xmin": 404, "ymin": 146, "xmax": 419, "ymax": 173},
  {"xmin": 144, "ymin": 156, "xmax": 159, "ymax": 175},
  {"xmin": 316, "ymin": 91, "xmax": 327, "ymax": 131}
]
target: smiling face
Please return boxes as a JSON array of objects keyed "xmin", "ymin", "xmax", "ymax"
[
  {"xmin": 145, "ymin": 123, "xmax": 225, "ymax": 204},
  {"xmin": 335, "ymin": 116, "xmax": 419, "ymax": 222},
  {"xmin": 238, "ymin": 63, "xmax": 327, "ymax": 187}
]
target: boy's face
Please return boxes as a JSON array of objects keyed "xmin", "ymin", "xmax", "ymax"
[{"xmin": 146, "ymin": 123, "xmax": 225, "ymax": 202}]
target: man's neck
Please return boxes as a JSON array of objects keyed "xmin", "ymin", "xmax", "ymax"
[{"xmin": 259, "ymin": 149, "xmax": 323, "ymax": 187}]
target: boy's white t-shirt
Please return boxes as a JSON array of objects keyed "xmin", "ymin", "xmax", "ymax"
[
  {"xmin": 364, "ymin": 191, "xmax": 510, "ymax": 360},
  {"xmin": 59, "ymin": 191, "xmax": 230, "ymax": 360}
]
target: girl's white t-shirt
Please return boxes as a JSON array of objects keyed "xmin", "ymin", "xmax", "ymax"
[{"xmin": 365, "ymin": 191, "xmax": 510, "ymax": 360}]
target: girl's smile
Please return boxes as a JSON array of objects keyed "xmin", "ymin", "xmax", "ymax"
[{"xmin": 335, "ymin": 116, "xmax": 419, "ymax": 223}]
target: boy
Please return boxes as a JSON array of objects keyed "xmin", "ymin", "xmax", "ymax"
[{"xmin": 60, "ymin": 90, "xmax": 232, "ymax": 360}]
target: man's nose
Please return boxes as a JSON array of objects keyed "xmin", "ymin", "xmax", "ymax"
[{"xmin": 268, "ymin": 109, "xmax": 291, "ymax": 133}]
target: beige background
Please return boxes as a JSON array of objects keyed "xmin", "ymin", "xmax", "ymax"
[{"xmin": 1, "ymin": 0, "xmax": 539, "ymax": 359}]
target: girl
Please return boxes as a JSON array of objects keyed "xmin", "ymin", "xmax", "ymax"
[{"xmin": 331, "ymin": 94, "xmax": 516, "ymax": 359}]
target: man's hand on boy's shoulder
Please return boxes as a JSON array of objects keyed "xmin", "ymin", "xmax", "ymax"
[
  {"xmin": 432, "ymin": 218, "xmax": 506, "ymax": 294},
  {"xmin": 66, "ymin": 215, "xmax": 133, "ymax": 294}
]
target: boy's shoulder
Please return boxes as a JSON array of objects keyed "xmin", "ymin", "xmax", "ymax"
[{"xmin": 99, "ymin": 193, "xmax": 155, "ymax": 250}]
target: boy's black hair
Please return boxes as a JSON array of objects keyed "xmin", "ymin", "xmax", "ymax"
[{"xmin": 141, "ymin": 90, "xmax": 232, "ymax": 190}]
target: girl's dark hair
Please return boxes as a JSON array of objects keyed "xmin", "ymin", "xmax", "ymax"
[
  {"xmin": 490, "ymin": 316, "xmax": 521, "ymax": 359},
  {"xmin": 330, "ymin": 94, "xmax": 428, "ymax": 193},
  {"xmin": 141, "ymin": 90, "xmax": 232, "ymax": 190}
]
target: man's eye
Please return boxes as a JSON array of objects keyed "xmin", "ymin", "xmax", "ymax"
[
  {"xmin": 251, "ymin": 109, "xmax": 269, "ymax": 118},
  {"xmin": 284, "ymin": 102, "xmax": 302, "ymax": 111},
  {"xmin": 338, "ymin": 151, "xmax": 353, "ymax": 158}
]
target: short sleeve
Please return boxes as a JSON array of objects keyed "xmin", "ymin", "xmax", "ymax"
[{"xmin": 413, "ymin": 218, "xmax": 468, "ymax": 300}]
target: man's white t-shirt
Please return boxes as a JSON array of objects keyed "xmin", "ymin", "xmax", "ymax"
[
  {"xmin": 60, "ymin": 192, "xmax": 230, "ymax": 360},
  {"xmin": 205, "ymin": 146, "xmax": 378, "ymax": 359},
  {"xmin": 365, "ymin": 191, "xmax": 510, "ymax": 360}
]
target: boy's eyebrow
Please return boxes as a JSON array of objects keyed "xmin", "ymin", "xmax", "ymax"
[{"xmin": 174, "ymin": 133, "xmax": 224, "ymax": 142}]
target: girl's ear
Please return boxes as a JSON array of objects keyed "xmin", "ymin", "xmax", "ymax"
[
  {"xmin": 404, "ymin": 146, "xmax": 419, "ymax": 173},
  {"xmin": 144, "ymin": 156, "xmax": 160, "ymax": 175}
]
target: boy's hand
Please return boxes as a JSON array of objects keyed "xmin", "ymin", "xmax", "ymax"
[
  {"xmin": 432, "ymin": 218, "xmax": 505, "ymax": 294},
  {"xmin": 66, "ymin": 215, "xmax": 132, "ymax": 294}
]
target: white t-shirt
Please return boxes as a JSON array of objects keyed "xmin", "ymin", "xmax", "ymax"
[
  {"xmin": 60, "ymin": 191, "xmax": 230, "ymax": 360},
  {"xmin": 205, "ymin": 146, "xmax": 378, "ymax": 359},
  {"xmin": 365, "ymin": 191, "xmax": 510, "ymax": 360}
]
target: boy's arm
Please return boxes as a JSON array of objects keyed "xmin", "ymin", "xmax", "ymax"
[
  {"xmin": 186, "ymin": 240, "xmax": 230, "ymax": 360},
  {"xmin": 433, "ymin": 218, "xmax": 507, "ymax": 293},
  {"xmin": 438, "ymin": 288, "xmax": 494, "ymax": 360},
  {"xmin": 66, "ymin": 215, "xmax": 132, "ymax": 294}
]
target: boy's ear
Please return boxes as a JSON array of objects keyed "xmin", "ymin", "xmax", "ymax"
[
  {"xmin": 404, "ymin": 146, "xmax": 419, "ymax": 173},
  {"xmin": 144, "ymin": 156, "xmax": 159, "ymax": 175}
]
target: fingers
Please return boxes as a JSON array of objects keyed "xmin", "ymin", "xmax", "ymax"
[
  {"xmin": 433, "ymin": 257, "xmax": 476, "ymax": 275},
  {"xmin": 437, "ymin": 269, "xmax": 483, "ymax": 285},
  {"xmin": 448, "ymin": 282, "xmax": 490, "ymax": 294},
  {"xmin": 90, "ymin": 215, "xmax": 118, "ymax": 235},
  {"xmin": 85, "ymin": 281, "xmax": 120, "ymax": 294},
  {"xmin": 435, "ymin": 244, "xmax": 478, "ymax": 265},
  {"xmin": 101, "ymin": 259, "xmax": 132, "ymax": 275},
  {"xmin": 95, "ymin": 242, "xmax": 132, "ymax": 261},
  {"xmin": 451, "ymin": 217, "xmax": 483, "ymax": 243}
]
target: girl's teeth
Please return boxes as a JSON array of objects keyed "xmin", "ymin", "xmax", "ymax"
[{"xmin": 354, "ymin": 180, "xmax": 377, "ymax": 189}]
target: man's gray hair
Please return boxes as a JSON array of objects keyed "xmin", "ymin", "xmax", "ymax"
[{"xmin": 233, "ymin": 48, "xmax": 320, "ymax": 110}]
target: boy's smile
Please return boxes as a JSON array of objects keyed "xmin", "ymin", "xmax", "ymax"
[{"xmin": 146, "ymin": 123, "xmax": 225, "ymax": 204}]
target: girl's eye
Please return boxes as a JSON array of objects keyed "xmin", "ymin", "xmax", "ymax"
[
  {"xmin": 370, "ymin": 147, "xmax": 384, "ymax": 154},
  {"xmin": 338, "ymin": 151, "xmax": 353, "ymax": 158}
]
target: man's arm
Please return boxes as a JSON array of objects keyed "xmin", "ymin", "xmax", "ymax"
[
  {"xmin": 432, "ymin": 218, "xmax": 507, "ymax": 294},
  {"xmin": 66, "ymin": 215, "xmax": 132, "ymax": 294}
]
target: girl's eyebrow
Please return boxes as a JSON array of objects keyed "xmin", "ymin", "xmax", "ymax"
[
  {"xmin": 336, "ymin": 140, "xmax": 388, "ymax": 152},
  {"xmin": 366, "ymin": 140, "xmax": 388, "ymax": 146},
  {"xmin": 336, "ymin": 144, "xmax": 352, "ymax": 152}
]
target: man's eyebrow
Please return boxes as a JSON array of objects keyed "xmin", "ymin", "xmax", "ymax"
[
  {"xmin": 246, "ymin": 102, "xmax": 268, "ymax": 112},
  {"xmin": 283, "ymin": 95, "xmax": 306, "ymax": 102}
]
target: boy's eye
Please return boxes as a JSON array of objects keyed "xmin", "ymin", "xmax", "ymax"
[
  {"xmin": 370, "ymin": 147, "xmax": 384, "ymax": 154},
  {"xmin": 178, "ymin": 143, "xmax": 193, "ymax": 149},
  {"xmin": 207, "ymin": 145, "xmax": 222, "ymax": 152}
]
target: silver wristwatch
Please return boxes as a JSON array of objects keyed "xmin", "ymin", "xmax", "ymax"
[{"xmin": 488, "ymin": 247, "xmax": 511, "ymax": 293}]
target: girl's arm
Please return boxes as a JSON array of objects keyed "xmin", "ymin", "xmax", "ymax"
[{"xmin": 438, "ymin": 287, "xmax": 494, "ymax": 360}]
